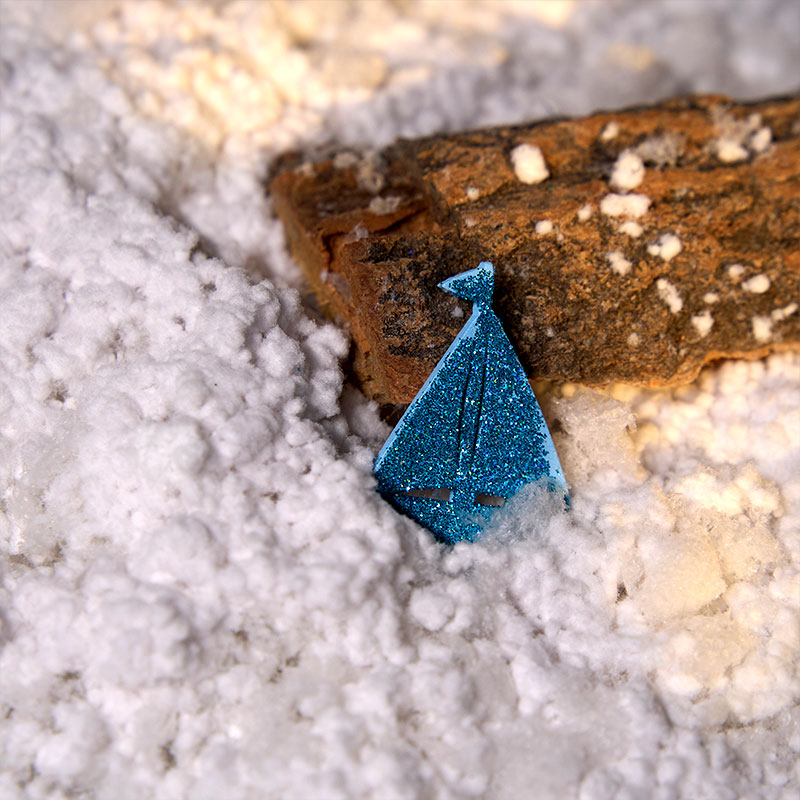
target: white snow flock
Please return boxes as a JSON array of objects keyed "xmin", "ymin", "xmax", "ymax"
[{"xmin": 1, "ymin": 2, "xmax": 798, "ymax": 798}]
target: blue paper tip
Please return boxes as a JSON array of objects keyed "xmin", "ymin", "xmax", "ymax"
[
  {"xmin": 438, "ymin": 261, "xmax": 494, "ymax": 307},
  {"xmin": 374, "ymin": 262, "xmax": 568, "ymax": 544}
]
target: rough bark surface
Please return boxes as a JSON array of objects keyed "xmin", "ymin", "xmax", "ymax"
[{"xmin": 270, "ymin": 94, "xmax": 800, "ymax": 403}]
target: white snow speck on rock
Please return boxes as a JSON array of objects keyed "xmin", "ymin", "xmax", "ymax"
[
  {"xmin": 647, "ymin": 233, "xmax": 682, "ymax": 262},
  {"xmin": 772, "ymin": 302, "xmax": 798, "ymax": 322},
  {"xmin": 334, "ymin": 151, "xmax": 360, "ymax": 169},
  {"xmin": 752, "ymin": 315, "xmax": 773, "ymax": 342},
  {"xmin": 715, "ymin": 138, "xmax": 749, "ymax": 163},
  {"xmin": 510, "ymin": 143, "xmax": 549, "ymax": 184},
  {"xmin": 600, "ymin": 120, "xmax": 620, "ymax": 141},
  {"xmin": 656, "ymin": 278, "xmax": 684, "ymax": 313},
  {"xmin": 728, "ymin": 263, "xmax": 746, "ymax": 280},
  {"xmin": 577, "ymin": 203, "xmax": 594, "ymax": 221},
  {"xmin": 535, "ymin": 219, "xmax": 554, "ymax": 234},
  {"xmin": 691, "ymin": 311, "xmax": 714, "ymax": 337},
  {"xmin": 367, "ymin": 194, "xmax": 401, "ymax": 214},
  {"xmin": 2, "ymin": 2, "xmax": 800, "ymax": 799},
  {"xmin": 343, "ymin": 222, "xmax": 370, "ymax": 243},
  {"xmin": 606, "ymin": 250, "xmax": 633, "ymax": 276},
  {"xmin": 756, "ymin": 302, "xmax": 800, "ymax": 342},
  {"xmin": 741, "ymin": 273, "xmax": 771, "ymax": 294},
  {"xmin": 610, "ymin": 150, "xmax": 645, "ymax": 191},
  {"xmin": 635, "ymin": 131, "xmax": 683, "ymax": 167},
  {"xmin": 600, "ymin": 192, "xmax": 651, "ymax": 218},
  {"xmin": 749, "ymin": 126, "xmax": 772, "ymax": 153},
  {"xmin": 713, "ymin": 109, "xmax": 774, "ymax": 163},
  {"xmin": 618, "ymin": 220, "xmax": 643, "ymax": 237}
]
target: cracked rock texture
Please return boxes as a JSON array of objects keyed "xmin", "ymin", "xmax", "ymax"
[{"xmin": 272, "ymin": 95, "xmax": 800, "ymax": 403}]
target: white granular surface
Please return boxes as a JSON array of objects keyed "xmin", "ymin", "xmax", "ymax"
[{"xmin": 1, "ymin": 2, "xmax": 799, "ymax": 799}]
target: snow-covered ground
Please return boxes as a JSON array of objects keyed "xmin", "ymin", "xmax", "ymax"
[{"xmin": 1, "ymin": 1, "xmax": 798, "ymax": 798}]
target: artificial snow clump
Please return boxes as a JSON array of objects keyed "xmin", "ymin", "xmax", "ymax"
[
  {"xmin": 741, "ymin": 273, "xmax": 771, "ymax": 294},
  {"xmin": 606, "ymin": 250, "xmax": 633, "ymax": 276},
  {"xmin": 691, "ymin": 311, "xmax": 714, "ymax": 337},
  {"xmin": 600, "ymin": 193, "xmax": 651, "ymax": 218},
  {"xmin": 712, "ymin": 109, "xmax": 774, "ymax": 163},
  {"xmin": 618, "ymin": 220, "xmax": 643, "ymax": 237},
  {"xmin": 749, "ymin": 126, "xmax": 772, "ymax": 153},
  {"xmin": 656, "ymin": 278, "xmax": 683, "ymax": 313},
  {"xmin": 600, "ymin": 120, "xmax": 620, "ymax": 141},
  {"xmin": 610, "ymin": 150, "xmax": 645, "ymax": 191},
  {"xmin": 368, "ymin": 195, "xmax": 401, "ymax": 214},
  {"xmin": 647, "ymin": 233, "xmax": 682, "ymax": 262},
  {"xmin": 752, "ymin": 315, "xmax": 773, "ymax": 342},
  {"xmin": 771, "ymin": 302, "xmax": 798, "ymax": 322},
  {"xmin": 635, "ymin": 131, "xmax": 683, "ymax": 167},
  {"xmin": 510, "ymin": 143, "xmax": 549, "ymax": 184},
  {"xmin": 728, "ymin": 263, "xmax": 746, "ymax": 280},
  {"xmin": 715, "ymin": 138, "xmax": 749, "ymax": 163}
]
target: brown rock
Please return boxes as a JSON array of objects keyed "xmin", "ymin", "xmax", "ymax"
[{"xmin": 270, "ymin": 94, "xmax": 800, "ymax": 403}]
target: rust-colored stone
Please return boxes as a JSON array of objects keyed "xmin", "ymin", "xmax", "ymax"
[{"xmin": 270, "ymin": 95, "xmax": 800, "ymax": 403}]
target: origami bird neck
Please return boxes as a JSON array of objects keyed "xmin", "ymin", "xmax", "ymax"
[{"xmin": 438, "ymin": 261, "xmax": 494, "ymax": 310}]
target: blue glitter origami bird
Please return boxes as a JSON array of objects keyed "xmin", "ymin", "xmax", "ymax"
[{"xmin": 374, "ymin": 262, "xmax": 568, "ymax": 544}]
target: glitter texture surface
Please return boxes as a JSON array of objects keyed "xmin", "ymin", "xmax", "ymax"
[{"xmin": 374, "ymin": 262, "xmax": 568, "ymax": 543}]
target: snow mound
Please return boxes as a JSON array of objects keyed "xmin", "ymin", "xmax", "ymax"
[{"xmin": 1, "ymin": 2, "xmax": 799, "ymax": 799}]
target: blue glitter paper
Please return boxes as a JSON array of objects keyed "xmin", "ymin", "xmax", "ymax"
[{"xmin": 374, "ymin": 262, "xmax": 568, "ymax": 544}]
